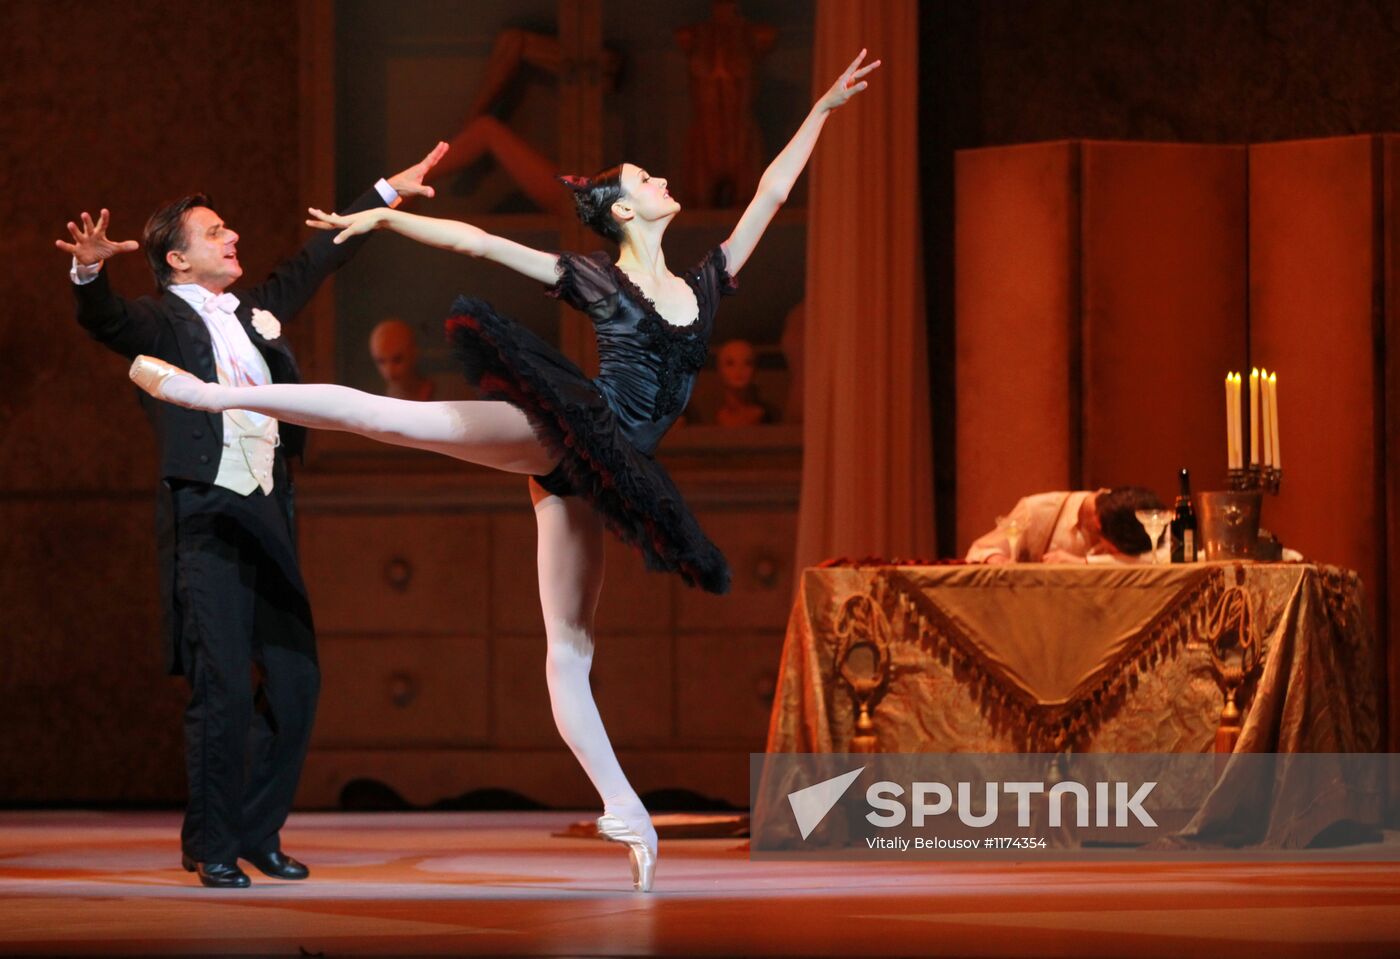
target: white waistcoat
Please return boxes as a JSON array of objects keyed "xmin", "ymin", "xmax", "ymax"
[{"xmin": 212, "ymin": 359, "xmax": 279, "ymax": 496}]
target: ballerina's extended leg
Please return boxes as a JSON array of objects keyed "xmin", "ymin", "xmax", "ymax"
[
  {"xmin": 129, "ymin": 354, "xmax": 555, "ymax": 474},
  {"xmin": 532, "ymin": 484, "xmax": 657, "ymax": 892}
]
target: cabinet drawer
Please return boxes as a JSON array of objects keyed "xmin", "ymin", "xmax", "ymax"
[
  {"xmin": 299, "ymin": 512, "xmax": 491, "ymax": 634},
  {"xmin": 677, "ymin": 509, "xmax": 796, "ymax": 631},
  {"xmin": 312, "ymin": 635, "xmax": 488, "ymax": 748},
  {"xmin": 675, "ymin": 631, "xmax": 784, "ymax": 744},
  {"xmin": 488, "ymin": 632, "xmax": 554, "ymax": 747},
  {"xmin": 593, "ymin": 632, "xmax": 675, "ymax": 746}
]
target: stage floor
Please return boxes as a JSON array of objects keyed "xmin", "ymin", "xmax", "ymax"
[{"xmin": 1, "ymin": 811, "xmax": 1398, "ymax": 957}]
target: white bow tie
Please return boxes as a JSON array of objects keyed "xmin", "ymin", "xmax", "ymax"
[{"xmin": 203, "ymin": 292, "xmax": 240, "ymax": 316}]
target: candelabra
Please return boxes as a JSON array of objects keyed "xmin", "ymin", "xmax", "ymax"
[{"xmin": 1226, "ymin": 465, "xmax": 1282, "ymax": 496}]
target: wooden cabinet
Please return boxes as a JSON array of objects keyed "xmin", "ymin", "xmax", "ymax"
[{"xmin": 294, "ymin": 434, "xmax": 798, "ymax": 809}]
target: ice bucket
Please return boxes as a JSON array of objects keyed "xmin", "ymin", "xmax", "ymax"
[{"xmin": 1196, "ymin": 490, "xmax": 1262, "ymax": 560}]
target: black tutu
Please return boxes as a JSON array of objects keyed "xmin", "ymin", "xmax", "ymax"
[{"xmin": 446, "ymin": 296, "xmax": 731, "ymax": 594}]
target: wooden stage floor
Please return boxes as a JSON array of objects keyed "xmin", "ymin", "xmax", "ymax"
[{"xmin": 1, "ymin": 811, "xmax": 1398, "ymax": 957}]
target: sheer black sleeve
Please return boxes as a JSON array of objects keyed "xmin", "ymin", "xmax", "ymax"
[
  {"xmin": 544, "ymin": 250, "xmax": 620, "ymax": 321},
  {"xmin": 696, "ymin": 246, "xmax": 739, "ymax": 302}
]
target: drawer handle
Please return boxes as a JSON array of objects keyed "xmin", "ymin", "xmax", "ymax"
[
  {"xmin": 753, "ymin": 555, "xmax": 780, "ymax": 589},
  {"xmin": 384, "ymin": 556, "xmax": 413, "ymax": 591},
  {"xmin": 388, "ymin": 672, "xmax": 418, "ymax": 708},
  {"xmin": 755, "ymin": 669, "xmax": 777, "ymax": 704}
]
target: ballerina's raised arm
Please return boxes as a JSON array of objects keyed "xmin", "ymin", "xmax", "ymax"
[
  {"xmin": 306, "ymin": 198, "xmax": 560, "ymax": 284},
  {"xmin": 720, "ymin": 48, "xmax": 880, "ymax": 277}
]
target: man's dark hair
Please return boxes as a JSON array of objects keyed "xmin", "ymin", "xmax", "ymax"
[
  {"xmin": 143, "ymin": 194, "xmax": 211, "ymax": 289},
  {"xmin": 1096, "ymin": 486, "xmax": 1166, "ymax": 555},
  {"xmin": 558, "ymin": 167, "xmax": 626, "ymax": 244}
]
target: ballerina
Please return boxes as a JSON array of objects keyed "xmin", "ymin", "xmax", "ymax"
[{"xmin": 129, "ymin": 49, "xmax": 880, "ymax": 892}]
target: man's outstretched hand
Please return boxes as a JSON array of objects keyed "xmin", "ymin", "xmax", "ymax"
[
  {"xmin": 387, "ymin": 141, "xmax": 450, "ymax": 202},
  {"xmin": 56, "ymin": 209, "xmax": 140, "ymax": 265}
]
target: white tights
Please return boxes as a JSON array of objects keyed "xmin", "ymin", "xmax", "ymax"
[
  {"xmin": 532, "ymin": 484, "xmax": 657, "ymax": 853},
  {"xmin": 165, "ymin": 379, "xmax": 558, "ymax": 474},
  {"xmin": 167, "ymin": 376, "xmax": 656, "ymax": 850}
]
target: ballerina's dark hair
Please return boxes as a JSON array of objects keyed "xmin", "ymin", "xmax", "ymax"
[{"xmin": 559, "ymin": 167, "xmax": 626, "ymax": 243}]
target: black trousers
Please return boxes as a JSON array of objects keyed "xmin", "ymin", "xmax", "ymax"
[{"xmin": 170, "ymin": 476, "xmax": 319, "ymax": 864}]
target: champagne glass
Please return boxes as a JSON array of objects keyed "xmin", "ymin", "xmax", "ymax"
[
  {"xmin": 1134, "ymin": 509, "xmax": 1174, "ymax": 564},
  {"xmin": 995, "ymin": 515, "xmax": 1025, "ymax": 562}
]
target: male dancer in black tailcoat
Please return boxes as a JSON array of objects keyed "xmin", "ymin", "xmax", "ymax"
[{"xmin": 56, "ymin": 142, "xmax": 448, "ymax": 888}]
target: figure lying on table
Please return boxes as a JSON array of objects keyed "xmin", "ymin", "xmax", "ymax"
[{"xmin": 965, "ymin": 487, "xmax": 1165, "ymax": 564}]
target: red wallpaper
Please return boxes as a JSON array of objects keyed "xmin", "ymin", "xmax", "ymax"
[{"xmin": 0, "ymin": 1, "xmax": 301, "ymax": 802}]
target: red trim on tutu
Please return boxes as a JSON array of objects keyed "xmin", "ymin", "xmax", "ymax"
[{"xmin": 446, "ymin": 307, "xmax": 725, "ymax": 592}]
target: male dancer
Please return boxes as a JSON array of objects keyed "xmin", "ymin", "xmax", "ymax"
[{"xmin": 55, "ymin": 142, "xmax": 447, "ymax": 888}]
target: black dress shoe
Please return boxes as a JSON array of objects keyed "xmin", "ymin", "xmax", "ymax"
[
  {"xmin": 241, "ymin": 849, "xmax": 309, "ymax": 880},
  {"xmin": 181, "ymin": 854, "xmax": 251, "ymax": 889}
]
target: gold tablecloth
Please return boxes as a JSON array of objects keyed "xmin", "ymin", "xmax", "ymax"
[{"xmin": 766, "ymin": 563, "xmax": 1381, "ymax": 756}]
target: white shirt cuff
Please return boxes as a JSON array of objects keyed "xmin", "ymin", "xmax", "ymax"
[
  {"xmin": 71, "ymin": 258, "xmax": 102, "ymax": 285},
  {"xmin": 374, "ymin": 178, "xmax": 400, "ymax": 206}
]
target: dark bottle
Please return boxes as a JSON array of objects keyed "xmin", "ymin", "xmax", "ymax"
[{"xmin": 1171, "ymin": 468, "xmax": 1197, "ymax": 563}]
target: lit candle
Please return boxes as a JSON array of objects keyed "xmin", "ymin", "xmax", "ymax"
[
  {"xmin": 1226, "ymin": 372, "xmax": 1237, "ymax": 470},
  {"xmin": 1261, "ymin": 368, "xmax": 1275, "ymax": 465},
  {"xmin": 1249, "ymin": 368, "xmax": 1260, "ymax": 466},
  {"xmin": 1230, "ymin": 373, "xmax": 1243, "ymax": 469},
  {"xmin": 1269, "ymin": 371, "xmax": 1280, "ymax": 470},
  {"xmin": 1237, "ymin": 373, "xmax": 1246, "ymax": 468}
]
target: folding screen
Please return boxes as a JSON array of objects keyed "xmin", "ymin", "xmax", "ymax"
[
  {"xmin": 955, "ymin": 141, "xmax": 1248, "ymax": 551},
  {"xmin": 1249, "ymin": 134, "xmax": 1397, "ymax": 749},
  {"xmin": 954, "ymin": 141, "xmax": 1079, "ymax": 550}
]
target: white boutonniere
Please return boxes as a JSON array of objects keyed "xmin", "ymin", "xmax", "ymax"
[{"xmin": 251, "ymin": 308, "xmax": 282, "ymax": 340}]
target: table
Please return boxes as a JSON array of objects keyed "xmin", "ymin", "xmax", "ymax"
[
  {"xmin": 762, "ymin": 562, "xmax": 1385, "ymax": 848},
  {"xmin": 766, "ymin": 563, "xmax": 1380, "ymax": 756}
]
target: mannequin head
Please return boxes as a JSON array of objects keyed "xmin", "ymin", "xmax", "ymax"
[
  {"xmin": 717, "ymin": 339, "xmax": 757, "ymax": 392},
  {"xmin": 369, "ymin": 319, "xmax": 432, "ymax": 400}
]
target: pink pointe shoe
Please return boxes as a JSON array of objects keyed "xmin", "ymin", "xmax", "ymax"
[
  {"xmin": 128, "ymin": 355, "xmax": 208, "ymax": 409},
  {"xmin": 596, "ymin": 813, "xmax": 657, "ymax": 893}
]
